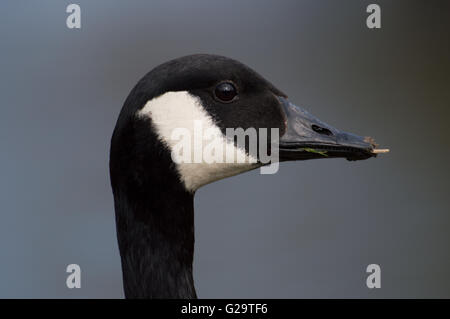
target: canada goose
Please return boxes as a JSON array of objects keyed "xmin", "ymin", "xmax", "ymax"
[{"xmin": 109, "ymin": 54, "xmax": 386, "ymax": 298}]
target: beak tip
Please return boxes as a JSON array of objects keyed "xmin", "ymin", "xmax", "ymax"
[{"xmin": 364, "ymin": 136, "xmax": 379, "ymax": 148}]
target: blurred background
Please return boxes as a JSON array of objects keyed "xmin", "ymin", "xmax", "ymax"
[{"xmin": 0, "ymin": 0, "xmax": 449, "ymax": 298}]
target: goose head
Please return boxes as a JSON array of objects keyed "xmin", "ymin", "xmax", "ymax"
[
  {"xmin": 111, "ymin": 54, "xmax": 377, "ymax": 193},
  {"xmin": 109, "ymin": 54, "xmax": 382, "ymax": 298}
]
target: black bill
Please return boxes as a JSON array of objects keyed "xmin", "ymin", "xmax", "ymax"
[{"xmin": 278, "ymin": 97, "xmax": 377, "ymax": 162}]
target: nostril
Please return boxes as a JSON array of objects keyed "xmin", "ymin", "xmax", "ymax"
[{"xmin": 312, "ymin": 124, "xmax": 333, "ymax": 136}]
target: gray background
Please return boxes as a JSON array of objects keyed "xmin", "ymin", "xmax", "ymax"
[{"xmin": 0, "ymin": 0, "xmax": 449, "ymax": 298}]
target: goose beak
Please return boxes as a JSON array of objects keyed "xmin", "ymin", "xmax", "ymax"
[{"xmin": 278, "ymin": 97, "xmax": 386, "ymax": 161}]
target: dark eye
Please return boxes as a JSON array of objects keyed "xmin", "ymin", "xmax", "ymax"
[{"xmin": 214, "ymin": 82, "xmax": 237, "ymax": 102}]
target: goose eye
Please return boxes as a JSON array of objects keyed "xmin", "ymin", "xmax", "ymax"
[{"xmin": 214, "ymin": 82, "xmax": 237, "ymax": 102}]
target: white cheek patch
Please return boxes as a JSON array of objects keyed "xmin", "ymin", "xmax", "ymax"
[{"xmin": 137, "ymin": 91, "xmax": 259, "ymax": 192}]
